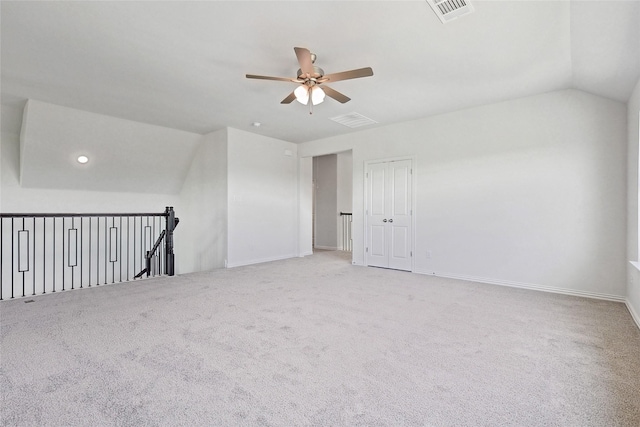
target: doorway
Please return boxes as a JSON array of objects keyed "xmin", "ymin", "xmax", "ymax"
[{"xmin": 312, "ymin": 152, "xmax": 353, "ymax": 253}]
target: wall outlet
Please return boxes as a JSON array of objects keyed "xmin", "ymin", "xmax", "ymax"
[{"xmin": 426, "ymin": 250, "xmax": 432, "ymax": 259}]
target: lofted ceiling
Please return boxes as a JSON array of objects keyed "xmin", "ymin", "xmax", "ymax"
[{"xmin": 1, "ymin": 1, "xmax": 639, "ymax": 144}]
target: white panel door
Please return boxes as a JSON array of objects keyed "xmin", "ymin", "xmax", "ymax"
[
  {"xmin": 366, "ymin": 162, "xmax": 389, "ymax": 268},
  {"xmin": 366, "ymin": 159, "xmax": 412, "ymax": 271}
]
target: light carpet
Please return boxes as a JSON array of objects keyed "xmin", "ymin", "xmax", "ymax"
[{"xmin": 1, "ymin": 250, "xmax": 639, "ymax": 426}]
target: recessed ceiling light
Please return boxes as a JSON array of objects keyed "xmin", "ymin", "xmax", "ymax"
[
  {"xmin": 77, "ymin": 155, "xmax": 89, "ymax": 164},
  {"xmin": 252, "ymin": 122, "xmax": 261, "ymax": 127}
]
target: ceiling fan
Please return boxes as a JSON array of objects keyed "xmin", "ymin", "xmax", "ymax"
[{"xmin": 246, "ymin": 47, "xmax": 374, "ymax": 113}]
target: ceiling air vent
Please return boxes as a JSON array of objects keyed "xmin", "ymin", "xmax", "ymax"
[
  {"xmin": 426, "ymin": 0, "xmax": 474, "ymax": 24},
  {"xmin": 330, "ymin": 112, "xmax": 378, "ymax": 129}
]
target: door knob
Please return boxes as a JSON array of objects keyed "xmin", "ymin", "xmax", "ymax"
[
  {"xmin": 389, "ymin": 219, "xmax": 393, "ymax": 223},
  {"xmin": 382, "ymin": 219, "xmax": 387, "ymax": 222}
]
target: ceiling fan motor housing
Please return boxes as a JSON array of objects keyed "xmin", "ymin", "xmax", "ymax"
[{"xmin": 297, "ymin": 66, "xmax": 325, "ymax": 82}]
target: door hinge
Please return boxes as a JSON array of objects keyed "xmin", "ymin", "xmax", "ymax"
[
  {"xmin": 366, "ymin": 172, "xmax": 369, "ymax": 178},
  {"xmin": 366, "ymin": 247, "xmax": 369, "ymax": 253},
  {"xmin": 410, "ymin": 168, "xmax": 413, "ymax": 175},
  {"xmin": 410, "ymin": 251, "xmax": 413, "ymax": 257}
]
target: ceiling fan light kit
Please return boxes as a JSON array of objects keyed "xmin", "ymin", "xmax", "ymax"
[
  {"xmin": 294, "ymin": 85, "xmax": 325, "ymax": 106},
  {"xmin": 246, "ymin": 47, "xmax": 373, "ymax": 114}
]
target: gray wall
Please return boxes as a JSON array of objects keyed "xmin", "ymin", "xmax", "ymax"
[{"xmin": 313, "ymin": 154, "xmax": 337, "ymax": 249}]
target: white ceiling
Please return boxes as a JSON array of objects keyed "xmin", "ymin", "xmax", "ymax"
[{"xmin": 1, "ymin": 1, "xmax": 639, "ymax": 144}]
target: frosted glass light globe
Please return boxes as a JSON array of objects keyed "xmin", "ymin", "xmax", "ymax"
[
  {"xmin": 294, "ymin": 85, "xmax": 309, "ymax": 105},
  {"xmin": 311, "ymin": 87, "xmax": 325, "ymax": 105}
]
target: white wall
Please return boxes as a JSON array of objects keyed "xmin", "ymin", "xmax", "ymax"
[
  {"xmin": 298, "ymin": 157, "xmax": 313, "ymax": 257},
  {"xmin": 337, "ymin": 151, "xmax": 353, "ymax": 250},
  {"xmin": 313, "ymin": 154, "xmax": 338, "ymax": 250},
  {"xmin": 299, "ymin": 89, "xmax": 627, "ymax": 300},
  {"xmin": 177, "ymin": 129, "xmax": 228, "ymax": 274},
  {"xmin": 627, "ymin": 78, "xmax": 640, "ymax": 327},
  {"xmin": 226, "ymin": 128, "xmax": 298, "ymax": 267}
]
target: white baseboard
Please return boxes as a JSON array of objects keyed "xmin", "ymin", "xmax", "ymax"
[
  {"xmin": 414, "ymin": 269, "xmax": 626, "ymax": 303},
  {"xmin": 314, "ymin": 246, "xmax": 339, "ymax": 251},
  {"xmin": 298, "ymin": 251, "xmax": 313, "ymax": 258},
  {"xmin": 226, "ymin": 253, "xmax": 297, "ymax": 268},
  {"xmin": 626, "ymin": 299, "xmax": 640, "ymax": 331}
]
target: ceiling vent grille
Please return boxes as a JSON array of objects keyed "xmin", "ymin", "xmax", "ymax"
[
  {"xmin": 426, "ymin": 0, "xmax": 474, "ymax": 24},
  {"xmin": 330, "ymin": 112, "xmax": 378, "ymax": 129}
]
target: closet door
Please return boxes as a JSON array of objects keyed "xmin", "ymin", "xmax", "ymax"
[{"xmin": 366, "ymin": 159, "xmax": 412, "ymax": 271}]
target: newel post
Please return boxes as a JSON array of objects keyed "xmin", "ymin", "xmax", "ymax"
[{"xmin": 165, "ymin": 206, "xmax": 178, "ymax": 276}]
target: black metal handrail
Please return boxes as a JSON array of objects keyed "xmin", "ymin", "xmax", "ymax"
[
  {"xmin": 1, "ymin": 213, "xmax": 169, "ymax": 218},
  {"xmin": 0, "ymin": 207, "xmax": 178, "ymax": 300}
]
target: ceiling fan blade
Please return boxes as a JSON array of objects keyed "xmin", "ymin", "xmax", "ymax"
[
  {"xmin": 294, "ymin": 47, "xmax": 314, "ymax": 76},
  {"xmin": 281, "ymin": 92, "xmax": 297, "ymax": 104},
  {"xmin": 322, "ymin": 85, "xmax": 351, "ymax": 104},
  {"xmin": 321, "ymin": 67, "xmax": 374, "ymax": 83},
  {"xmin": 246, "ymin": 74, "xmax": 298, "ymax": 82}
]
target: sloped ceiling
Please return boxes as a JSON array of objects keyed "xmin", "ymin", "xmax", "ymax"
[
  {"xmin": 19, "ymin": 100, "xmax": 202, "ymax": 194},
  {"xmin": 1, "ymin": 0, "xmax": 639, "ymax": 144}
]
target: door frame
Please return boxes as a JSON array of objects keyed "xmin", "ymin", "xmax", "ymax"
[{"xmin": 364, "ymin": 156, "xmax": 416, "ymax": 272}]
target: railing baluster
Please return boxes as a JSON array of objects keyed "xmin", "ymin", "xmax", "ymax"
[
  {"xmin": 111, "ymin": 217, "xmax": 116, "ymax": 284},
  {"xmin": 152, "ymin": 217, "xmax": 156, "ymax": 276},
  {"xmin": 20, "ymin": 218, "xmax": 25, "ymax": 297},
  {"xmin": 133, "ymin": 217, "xmax": 136, "ymax": 279},
  {"xmin": 159, "ymin": 217, "xmax": 162, "ymax": 276},
  {"xmin": 141, "ymin": 217, "xmax": 144, "ymax": 276},
  {"xmin": 11, "ymin": 218, "xmax": 14, "ymax": 298},
  {"xmin": 141, "ymin": 216, "xmax": 144, "ymax": 275},
  {"xmin": 127, "ymin": 217, "xmax": 130, "ymax": 281},
  {"xmin": 96, "ymin": 216, "xmax": 99, "ymax": 286},
  {"xmin": 104, "ymin": 216, "xmax": 107, "ymax": 285},
  {"xmin": 52, "ymin": 217, "xmax": 56, "ymax": 293},
  {"xmin": 1, "ymin": 218, "xmax": 3, "ymax": 301},
  {"xmin": 157, "ymin": 231, "xmax": 160, "ymax": 275},
  {"xmin": 89, "ymin": 217, "xmax": 92, "ymax": 288},
  {"xmin": 43, "ymin": 218, "xmax": 46, "ymax": 294},
  {"xmin": 340, "ymin": 212, "xmax": 353, "ymax": 252},
  {"xmin": 70, "ymin": 217, "xmax": 74, "ymax": 290},
  {"xmin": 80, "ymin": 217, "xmax": 84, "ymax": 289},
  {"xmin": 119, "ymin": 216, "xmax": 123, "ymax": 283},
  {"xmin": 62, "ymin": 217, "xmax": 65, "ymax": 292},
  {"xmin": 32, "ymin": 217, "xmax": 36, "ymax": 296}
]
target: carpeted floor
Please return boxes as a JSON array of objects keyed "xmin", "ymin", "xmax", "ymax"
[{"xmin": 1, "ymin": 250, "xmax": 639, "ymax": 426}]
